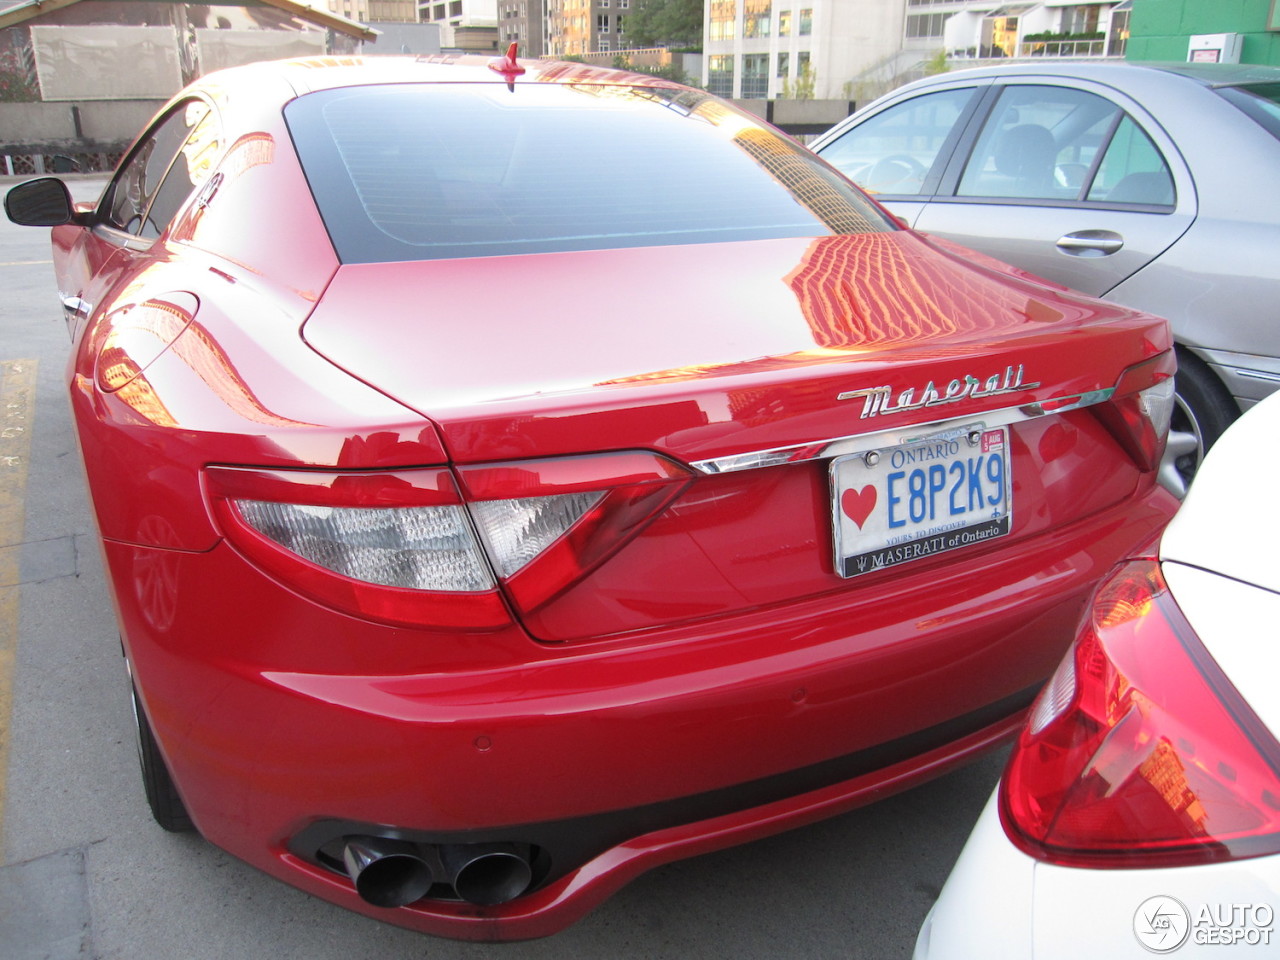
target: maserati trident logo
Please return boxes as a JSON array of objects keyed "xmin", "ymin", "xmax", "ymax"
[{"xmin": 837, "ymin": 364, "xmax": 1039, "ymax": 419}]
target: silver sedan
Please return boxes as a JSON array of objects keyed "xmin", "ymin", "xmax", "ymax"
[{"xmin": 812, "ymin": 61, "xmax": 1280, "ymax": 495}]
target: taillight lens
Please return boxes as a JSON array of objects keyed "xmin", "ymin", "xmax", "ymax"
[
  {"xmin": 1001, "ymin": 559, "xmax": 1280, "ymax": 868},
  {"xmin": 458, "ymin": 452, "xmax": 692, "ymax": 613},
  {"xmin": 234, "ymin": 500, "xmax": 493, "ymax": 591},
  {"xmin": 1095, "ymin": 352, "xmax": 1176, "ymax": 472},
  {"xmin": 205, "ymin": 452, "xmax": 691, "ymax": 630},
  {"xmin": 206, "ymin": 466, "xmax": 510, "ymax": 630}
]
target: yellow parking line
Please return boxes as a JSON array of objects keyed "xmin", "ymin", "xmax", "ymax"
[{"xmin": 0, "ymin": 358, "xmax": 37, "ymax": 845}]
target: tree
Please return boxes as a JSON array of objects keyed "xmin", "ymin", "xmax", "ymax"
[
  {"xmin": 612, "ymin": 54, "xmax": 695, "ymax": 85},
  {"xmin": 781, "ymin": 62, "xmax": 815, "ymax": 100},
  {"xmin": 625, "ymin": 0, "xmax": 703, "ymax": 50}
]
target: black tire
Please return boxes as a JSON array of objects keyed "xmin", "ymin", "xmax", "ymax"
[
  {"xmin": 1163, "ymin": 349, "xmax": 1239, "ymax": 497},
  {"xmin": 131, "ymin": 685, "xmax": 195, "ymax": 832}
]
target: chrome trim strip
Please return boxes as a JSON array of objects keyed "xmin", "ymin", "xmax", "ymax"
[
  {"xmin": 1237, "ymin": 369, "xmax": 1280, "ymax": 385},
  {"xmin": 689, "ymin": 389, "xmax": 1116, "ymax": 475}
]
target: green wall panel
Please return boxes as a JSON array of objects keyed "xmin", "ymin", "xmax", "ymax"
[{"xmin": 1128, "ymin": 0, "xmax": 1280, "ymax": 63}]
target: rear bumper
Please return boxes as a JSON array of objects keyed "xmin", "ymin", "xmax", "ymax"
[
  {"xmin": 288, "ymin": 707, "xmax": 1024, "ymax": 941},
  {"xmin": 104, "ymin": 485, "xmax": 1175, "ymax": 939}
]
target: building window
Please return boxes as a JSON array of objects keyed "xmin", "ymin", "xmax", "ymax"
[
  {"xmin": 744, "ymin": 0, "xmax": 771, "ymax": 38},
  {"xmin": 599, "ymin": 0, "xmax": 609, "ymax": 5},
  {"xmin": 905, "ymin": 12, "xmax": 947, "ymax": 39},
  {"xmin": 449, "ymin": 0, "xmax": 461, "ymax": 15},
  {"xmin": 1109, "ymin": 9, "xmax": 1130, "ymax": 57},
  {"xmin": 597, "ymin": 13, "xmax": 609, "ymax": 31},
  {"xmin": 1064, "ymin": 4, "xmax": 1100, "ymax": 34},
  {"xmin": 600, "ymin": 40, "xmax": 610, "ymax": 50},
  {"xmin": 432, "ymin": 3, "xmax": 444, "ymax": 19},
  {"xmin": 617, "ymin": 14, "xmax": 625, "ymax": 34},
  {"xmin": 619, "ymin": 0, "xmax": 628, "ymax": 7},
  {"xmin": 778, "ymin": 9, "xmax": 790, "ymax": 36},
  {"xmin": 742, "ymin": 53, "xmax": 768, "ymax": 97},
  {"xmin": 777, "ymin": 51, "xmax": 789, "ymax": 77},
  {"xmin": 797, "ymin": 50, "xmax": 810, "ymax": 79},
  {"xmin": 710, "ymin": 0, "xmax": 735, "ymax": 42},
  {"xmin": 798, "ymin": 7, "xmax": 811, "ymax": 35},
  {"xmin": 708, "ymin": 54, "xmax": 734, "ymax": 96},
  {"xmin": 987, "ymin": 15, "xmax": 1018, "ymax": 58}
]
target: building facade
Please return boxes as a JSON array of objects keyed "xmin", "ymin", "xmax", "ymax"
[
  {"xmin": 498, "ymin": 0, "xmax": 546, "ymax": 57},
  {"xmin": 367, "ymin": 0, "xmax": 417, "ymax": 21},
  {"xmin": 920, "ymin": 0, "xmax": 1131, "ymax": 62},
  {"xmin": 417, "ymin": 0, "xmax": 499, "ymax": 51},
  {"xmin": 544, "ymin": 0, "xmax": 638, "ymax": 57},
  {"xmin": 702, "ymin": 0, "xmax": 907, "ymax": 101}
]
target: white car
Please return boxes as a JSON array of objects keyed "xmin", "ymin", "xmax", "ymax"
[{"xmin": 916, "ymin": 391, "xmax": 1280, "ymax": 958}]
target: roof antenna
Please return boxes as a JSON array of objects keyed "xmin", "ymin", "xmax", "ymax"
[{"xmin": 489, "ymin": 41, "xmax": 525, "ymax": 91}]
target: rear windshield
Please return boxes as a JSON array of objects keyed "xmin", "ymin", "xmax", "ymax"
[
  {"xmin": 1215, "ymin": 82, "xmax": 1280, "ymax": 142},
  {"xmin": 285, "ymin": 82, "xmax": 891, "ymax": 263}
]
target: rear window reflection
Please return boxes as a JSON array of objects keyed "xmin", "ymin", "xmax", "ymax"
[{"xmin": 286, "ymin": 82, "xmax": 891, "ymax": 263}]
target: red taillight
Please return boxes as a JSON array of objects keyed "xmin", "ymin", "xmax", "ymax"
[
  {"xmin": 205, "ymin": 466, "xmax": 511, "ymax": 629},
  {"xmin": 1094, "ymin": 352, "xmax": 1176, "ymax": 472},
  {"xmin": 204, "ymin": 452, "xmax": 691, "ymax": 630},
  {"xmin": 457, "ymin": 452, "xmax": 692, "ymax": 613},
  {"xmin": 1001, "ymin": 559, "xmax": 1280, "ymax": 868}
]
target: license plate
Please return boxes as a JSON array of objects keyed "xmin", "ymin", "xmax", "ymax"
[{"xmin": 831, "ymin": 427, "xmax": 1012, "ymax": 578}]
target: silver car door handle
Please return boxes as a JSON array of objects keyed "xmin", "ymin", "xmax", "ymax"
[
  {"xmin": 1056, "ymin": 231, "xmax": 1124, "ymax": 255},
  {"xmin": 61, "ymin": 295, "xmax": 90, "ymax": 320}
]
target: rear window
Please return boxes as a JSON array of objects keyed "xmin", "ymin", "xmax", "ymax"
[
  {"xmin": 1215, "ymin": 82, "xmax": 1280, "ymax": 142},
  {"xmin": 285, "ymin": 82, "xmax": 890, "ymax": 263}
]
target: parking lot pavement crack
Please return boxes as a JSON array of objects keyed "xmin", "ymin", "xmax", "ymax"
[
  {"xmin": 0, "ymin": 536, "xmax": 80, "ymax": 587},
  {"xmin": 0, "ymin": 846, "xmax": 95, "ymax": 959}
]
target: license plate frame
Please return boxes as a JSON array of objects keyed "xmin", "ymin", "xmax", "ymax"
[{"xmin": 830, "ymin": 425, "xmax": 1013, "ymax": 579}]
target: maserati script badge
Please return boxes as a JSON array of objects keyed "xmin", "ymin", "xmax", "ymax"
[{"xmin": 837, "ymin": 365, "xmax": 1040, "ymax": 419}]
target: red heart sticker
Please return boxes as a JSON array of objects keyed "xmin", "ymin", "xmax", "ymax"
[{"xmin": 841, "ymin": 485, "xmax": 877, "ymax": 529}]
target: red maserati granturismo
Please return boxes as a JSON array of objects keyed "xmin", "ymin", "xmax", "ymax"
[{"xmin": 4, "ymin": 51, "xmax": 1177, "ymax": 940}]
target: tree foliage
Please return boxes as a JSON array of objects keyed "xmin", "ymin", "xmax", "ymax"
[
  {"xmin": 625, "ymin": 0, "xmax": 703, "ymax": 50},
  {"xmin": 612, "ymin": 54, "xmax": 695, "ymax": 85}
]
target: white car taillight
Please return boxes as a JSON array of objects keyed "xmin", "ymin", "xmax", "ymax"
[{"xmin": 1001, "ymin": 559, "xmax": 1280, "ymax": 869}]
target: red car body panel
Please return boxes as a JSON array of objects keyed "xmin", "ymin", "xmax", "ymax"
[{"xmin": 20, "ymin": 54, "xmax": 1179, "ymax": 939}]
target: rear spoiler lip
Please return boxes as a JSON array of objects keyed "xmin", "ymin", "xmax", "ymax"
[{"xmin": 690, "ymin": 387, "xmax": 1116, "ymax": 476}]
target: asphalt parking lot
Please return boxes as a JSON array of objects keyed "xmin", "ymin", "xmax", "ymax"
[{"xmin": 0, "ymin": 177, "xmax": 1004, "ymax": 960}]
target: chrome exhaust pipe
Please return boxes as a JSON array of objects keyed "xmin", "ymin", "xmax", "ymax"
[
  {"xmin": 342, "ymin": 837, "xmax": 435, "ymax": 908},
  {"xmin": 439, "ymin": 842, "xmax": 534, "ymax": 905}
]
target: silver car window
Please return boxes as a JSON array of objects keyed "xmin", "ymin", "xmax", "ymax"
[
  {"xmin": 1086, "ymin": 115, "xmax": 1175, "ymax": 206},
  {"xmin": 958, "ymin": 86, "xmax": 1120, "ymax": 201},
  {"xmin": 954, "ymin": 84, "xmax": 1176, "ymax": 209},
  {"xmin": 817, "ymin": 88, "xmax": 974, "ymax": 196}
]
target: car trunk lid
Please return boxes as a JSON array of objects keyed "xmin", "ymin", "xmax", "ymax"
[{"xmin": 303, "ymin": 232, "xmax": 1172, "ymax": 641}]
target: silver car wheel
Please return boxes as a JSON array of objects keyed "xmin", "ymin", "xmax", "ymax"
[{"xmin": 1159, "ymin": 391, "xmax": 1203, "ymax": 499}]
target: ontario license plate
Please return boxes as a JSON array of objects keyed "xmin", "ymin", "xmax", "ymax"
[{"xmin": 831, "ymin": 427, "xmax": 1012, "ymax": 578}]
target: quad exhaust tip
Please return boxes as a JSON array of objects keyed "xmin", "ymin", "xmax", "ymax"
[{"xmin": 342, "ymin": 836, "xmax": 534, "ymax": 908}]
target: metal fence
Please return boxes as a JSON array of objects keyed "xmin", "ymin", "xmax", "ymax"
[{"xmin": 2, "ymin": 150, "xmax": 121, "ymax": 176}]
